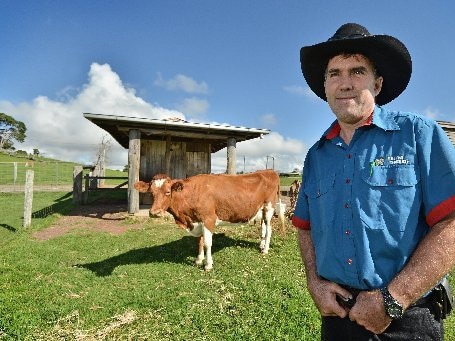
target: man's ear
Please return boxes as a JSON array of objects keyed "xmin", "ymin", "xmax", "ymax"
[{"xmin": 374, "ymin": 76, "xmax": 384, "ymax": 96}]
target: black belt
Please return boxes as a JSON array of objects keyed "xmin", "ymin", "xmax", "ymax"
[{"xmin": 338, "ymin": 284, "xmax": 433, "ymax": 309}]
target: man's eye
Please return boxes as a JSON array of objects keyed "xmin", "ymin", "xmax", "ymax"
[{"xmin": 352, "ymin": 69, "xmax": 365, "ymax": 75}]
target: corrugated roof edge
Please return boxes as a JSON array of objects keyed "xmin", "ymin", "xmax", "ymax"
[{"xmin": 83, "ymin": 113, "xmax": 270, "ymax": 134}]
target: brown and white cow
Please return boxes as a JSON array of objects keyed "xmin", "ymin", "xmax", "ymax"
[{"xmin": 134, "ymin": 170, "xmax": 285, "ymax": 270}]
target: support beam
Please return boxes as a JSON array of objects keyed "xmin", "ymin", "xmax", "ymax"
[
  {"xmin": 226, "ymin": 137, "xmax": 236, "ymax": 174},
  {"xmin": 128, "ymin": 129, "xmax": 141, "ymax": 214},
  {"xmin": 164, "ymin": 135, "xmax": 172, "ymax": 175}
]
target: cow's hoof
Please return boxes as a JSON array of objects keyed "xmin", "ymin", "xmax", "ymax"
[
  {"xmin": 204, "ymin": 264, "xmax": 213, "ymax": 271},
  {"xmin": 195, "ymin": 258, "xmax": 204, "ymax": 266},
  {"xmin": 261, "ymin": 249, "xmax": 269, "ymax": 255}
]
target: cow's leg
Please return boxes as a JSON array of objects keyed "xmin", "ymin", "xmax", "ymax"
[
  {"xmin": 259, "ymin": 207, "xmax": 267, "ymax": 251},
  {"xmin": 195, "ymin": 236, "xmax": 205, "ymax": 266},
  {"xmin": 261, "ymin": 202, "xmax": 274, "ymax": 254},
  {"xmin": 203, "ymin": 226, "xmax": 213, "ymax": 271}
]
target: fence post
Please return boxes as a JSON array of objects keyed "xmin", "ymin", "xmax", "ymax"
[
  {"xmin": 73, "ymin": 166, "xmax": 83, "ymax": 204},
  {"xmin": 23, "ymin": 169, "xmax": 34, "ymax": 228}
]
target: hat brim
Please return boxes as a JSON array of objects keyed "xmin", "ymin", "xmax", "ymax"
[{"xmin": 300, "ymin": 35, "xmax": 412, "ymax": 105}]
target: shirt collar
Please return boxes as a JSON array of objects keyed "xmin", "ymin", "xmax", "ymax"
[{"xmin": 318, "ymin": 106, "xmax": 400, "ymax": 147}]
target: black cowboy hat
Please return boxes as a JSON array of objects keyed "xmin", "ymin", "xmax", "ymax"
[{"xmin": 300, "ymin": 23, "xmax": 412, "ymax": 105}]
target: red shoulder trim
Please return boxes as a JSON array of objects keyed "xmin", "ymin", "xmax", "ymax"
[
  {"xmin": 292, "ymin": 216, "xmax": 311, "ymax": 230},
  {"xmin": 426, "ymin": 195, "xmax": 455, "ymax": 227}
]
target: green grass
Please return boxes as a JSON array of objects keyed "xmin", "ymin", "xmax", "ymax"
[
  {"xmin": 0, "ymin": 214, "xmax": 322, "ymax": 340},
  {"xmin": 1, "ymin": 204, "xmax": 454, "ymax": 340},
  {"xmin": 280, "ymin": 176, "xmax": 301, "ymax": 186},
  {"xmin": 0, "ymin": 191, "xmax": 74, "ymax": 246}
]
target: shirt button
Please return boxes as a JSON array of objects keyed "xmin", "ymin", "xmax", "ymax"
[
  {"xmin": 345, "ymin": 229, "xmax": 351, "ymax": 235},
  {"xmin": 344, "ymin": 203, "xmax": 349, "ymax": 208},
  {"xmin": 345, "ymin": 178, "xmax": 351, "ymax": 184},
  {"xmin": 347, "ymin": 258, "xmax": 353, "ymax": 265},
  {"xmin": 388, "ymin": 179, "xmax": 394, "ymax": 185}
]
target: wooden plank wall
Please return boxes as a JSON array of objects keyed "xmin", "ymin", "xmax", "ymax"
[{"xmin": 139, "ymin": 140, "xmax": 211, "ymax": 204}]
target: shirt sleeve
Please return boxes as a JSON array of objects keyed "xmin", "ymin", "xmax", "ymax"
[
  {"xmin": 417, "ymin": 120, "xmax": 455, "ymax": 226},
  {"xmin": 292, "ymin": 154, "xmax": 311, "ymax": 230}
]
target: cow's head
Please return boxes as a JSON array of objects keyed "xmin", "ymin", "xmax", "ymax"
[{"xmin": 134, "ymin": 174, "xmax": 175, "ymax": 217}]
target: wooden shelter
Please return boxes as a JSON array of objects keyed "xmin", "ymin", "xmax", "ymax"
[
  {"xmin": 83, "ymin": 113, "xmax": 270, "ymax": 213},
  {"xmin": 438, "ymin": 121, "xmax": 455, "ymax": 146}
]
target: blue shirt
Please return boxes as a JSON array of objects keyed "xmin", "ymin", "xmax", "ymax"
[{"xmin": 292, "ymin": 106, "xmax": 455, "ymax": 289}]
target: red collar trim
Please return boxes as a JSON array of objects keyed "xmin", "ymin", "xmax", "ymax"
[
  {"xmin": 325, "ymin": 114, "xmax": 374, "ymax": 140},
  {"xmin": 326, "ymin": 123, "xmax": 341, "ymax": 140}
]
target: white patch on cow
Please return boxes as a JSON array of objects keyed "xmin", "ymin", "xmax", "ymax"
[
  {"xmin": 153, "ymin": 178, "xmax": 166, "ymax": 188},
  {"xmin": 203, "ymin": 226, "xmax": 213, "ymax": 271},
  {"xmin": 260, "ymin": 201, "xmax": 274, "ymax": 254},
  {"xmin": 187, "ymin": 222, "xmax": 204, "ymax": 237},
  {"xmin": 248, "ymin": 209, "xmax": 263, "ymax": 225}
]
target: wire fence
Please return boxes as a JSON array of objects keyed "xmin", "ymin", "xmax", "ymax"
[{"xmin": 0, "ymin": 161, "xmax": 80, "ymax": 230}]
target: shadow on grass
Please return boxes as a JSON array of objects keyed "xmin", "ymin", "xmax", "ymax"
[
  {"xmin": 77, "ymin": 233, "xmax": 258, "ymax": 276},
  {"xmin": 1, "ymin": 224, "xmax": 17, "ymax": 232},
  {"xmin": 31, "ymin": 192, "xmax": 74, "ymax": 219}
]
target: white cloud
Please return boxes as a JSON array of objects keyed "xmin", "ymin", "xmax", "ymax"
[
  {"xmin": 177, "ymin": 97, "xmax": 209, "ymax": 118},
  {"xmin": 211, "ymin": 132, "xmax": 306, "ymax": 174},
  {"xmin": 154, "ymin": 73, "xmax": 209, "ymax": 94},
  {"xmin": 0, "ymin": 63, "xmax": 184, "ymax": 168},
  {"xmin": 423, "ymin": 107, "xmax": 442, "ymax": 120},
  {"xmin": 260, "ymin": 113, "xmax": 277, "ymax": 127},
  {"xmin": 283, "ymin": 85, "xmax": 318, "ymax": 99},
  {"xmin": 1, "ymin": 63, "xmax": 306, "ymax": 174}
]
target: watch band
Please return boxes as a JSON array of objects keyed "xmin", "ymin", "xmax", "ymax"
[{"xmin": 380, "ymin": 287, "xmax": 404, "ymax": 319}]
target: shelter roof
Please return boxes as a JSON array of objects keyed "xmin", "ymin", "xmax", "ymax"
[
  {"xmin": 438, "ymin": 120, "xmax": 455, "ymax": 146},
  {"xmin": 83, "ymin": 113, "xmax": 270, "ymax": 153}
]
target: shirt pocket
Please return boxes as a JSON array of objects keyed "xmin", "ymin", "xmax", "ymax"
[
  {"xmin": 362, "ymin": 165, "xmax": 419, "ymax": 187},
  {"xmin": 304, "ymin": 174, "xmax": 336, "ymax": 230},
  {"xmin": 360, "ymin": 165, "xmax": 420, "ymax": 231}
]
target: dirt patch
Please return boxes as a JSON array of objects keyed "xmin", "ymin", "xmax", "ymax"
[{"xmin": 32, "ymin": 203, "xmax": 146, "ymax": 241}]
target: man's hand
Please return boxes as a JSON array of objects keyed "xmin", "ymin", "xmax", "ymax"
[
  {"xmin": 349, "ymin": 290, "xmax": 392, "ymax": 334},
  {"xmin": 307, "ymin": 277, "xmax": 353, "ymax": 318}
]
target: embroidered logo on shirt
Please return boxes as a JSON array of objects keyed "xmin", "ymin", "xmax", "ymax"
[
  {"xmin": 370, "ymin": 156, "xmax": 410, "ymax": 175},
  {"xmin": 370, "ymin": 157, "xmax": 385, "ymax": 175},
  {"xmin": 387, "ymin": 155, "xmax": 410, "ymax": 165}
]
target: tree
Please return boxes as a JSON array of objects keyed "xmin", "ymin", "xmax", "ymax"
[{"xmin": 0, "ymin": 113, "xmax": 27, "ymax": 150}]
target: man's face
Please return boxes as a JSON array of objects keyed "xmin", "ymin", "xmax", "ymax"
[{"xmin": 324, "ymin": 54, "xmax": 383, "ymax": 125}]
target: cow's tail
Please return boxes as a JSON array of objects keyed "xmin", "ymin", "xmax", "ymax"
[{"xmin": 276, "ymin": 187, "xmax": 286, "ymax": 238}]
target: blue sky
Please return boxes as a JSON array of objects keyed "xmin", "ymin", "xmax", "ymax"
[{"xmin": 1, "ymin": 1, "xmax": 454, "ymax": 172}]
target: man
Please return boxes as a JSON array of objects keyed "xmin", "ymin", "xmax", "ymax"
[{"xmin": 292, "ymin": 23, "xmax": 455, "ymax": 340}]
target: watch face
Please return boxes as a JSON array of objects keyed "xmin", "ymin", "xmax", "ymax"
[
  {"xmin": 381, "ymin": 287, "xmax": 403, "ymax": 319},
  {"xmin": 387, "ymin": 305, "xmax": 403, "ymax": 319}
]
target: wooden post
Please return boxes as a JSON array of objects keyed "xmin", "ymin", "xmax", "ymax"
[
  {"xmin": 13, "ymin": 162, "xmax": 17, "ymax": 185},
  {"xmin": 84, "ymin": 174, "xmax": 90, "ymax": 204},
  {"xmin": 128, "ymin": 129, "xmax": 141, "ymax": 214},
  {"xmin": 164, "ymin": 135, "xmax": 172, "ymax": 175},
  {"xmin": 73, "ymin": 166, "xmax": 83, "ymax": 204},
  {"xmin": 226, "ymin": 137, "xmax": 236, "ymax": 174},
  {"xmin": 23, "ymin": 169, "xmax": 34, "ymax": 228}
]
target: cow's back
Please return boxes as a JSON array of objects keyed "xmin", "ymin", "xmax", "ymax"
[{"xmin": 174, "ymin": 170, "xmax": 279, "ymax": 223}]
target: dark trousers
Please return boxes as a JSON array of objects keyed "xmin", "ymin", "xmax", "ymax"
[{"xmin": 321, "ymin": 306, "xmax": 444, "ymax": 341}]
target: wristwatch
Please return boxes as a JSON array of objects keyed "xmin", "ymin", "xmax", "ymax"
[{"xmin": 380, "ymin": 287, "xmax": 404, "ymax": 319}]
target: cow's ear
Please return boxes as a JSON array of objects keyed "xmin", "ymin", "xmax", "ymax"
[
  {"xmin": 171, "ymin": 181, "xmax": 184, "ymax": 192},
  {"xmin": 134, "ymin": 181, "xmax": 150, "ymax": 193}
]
